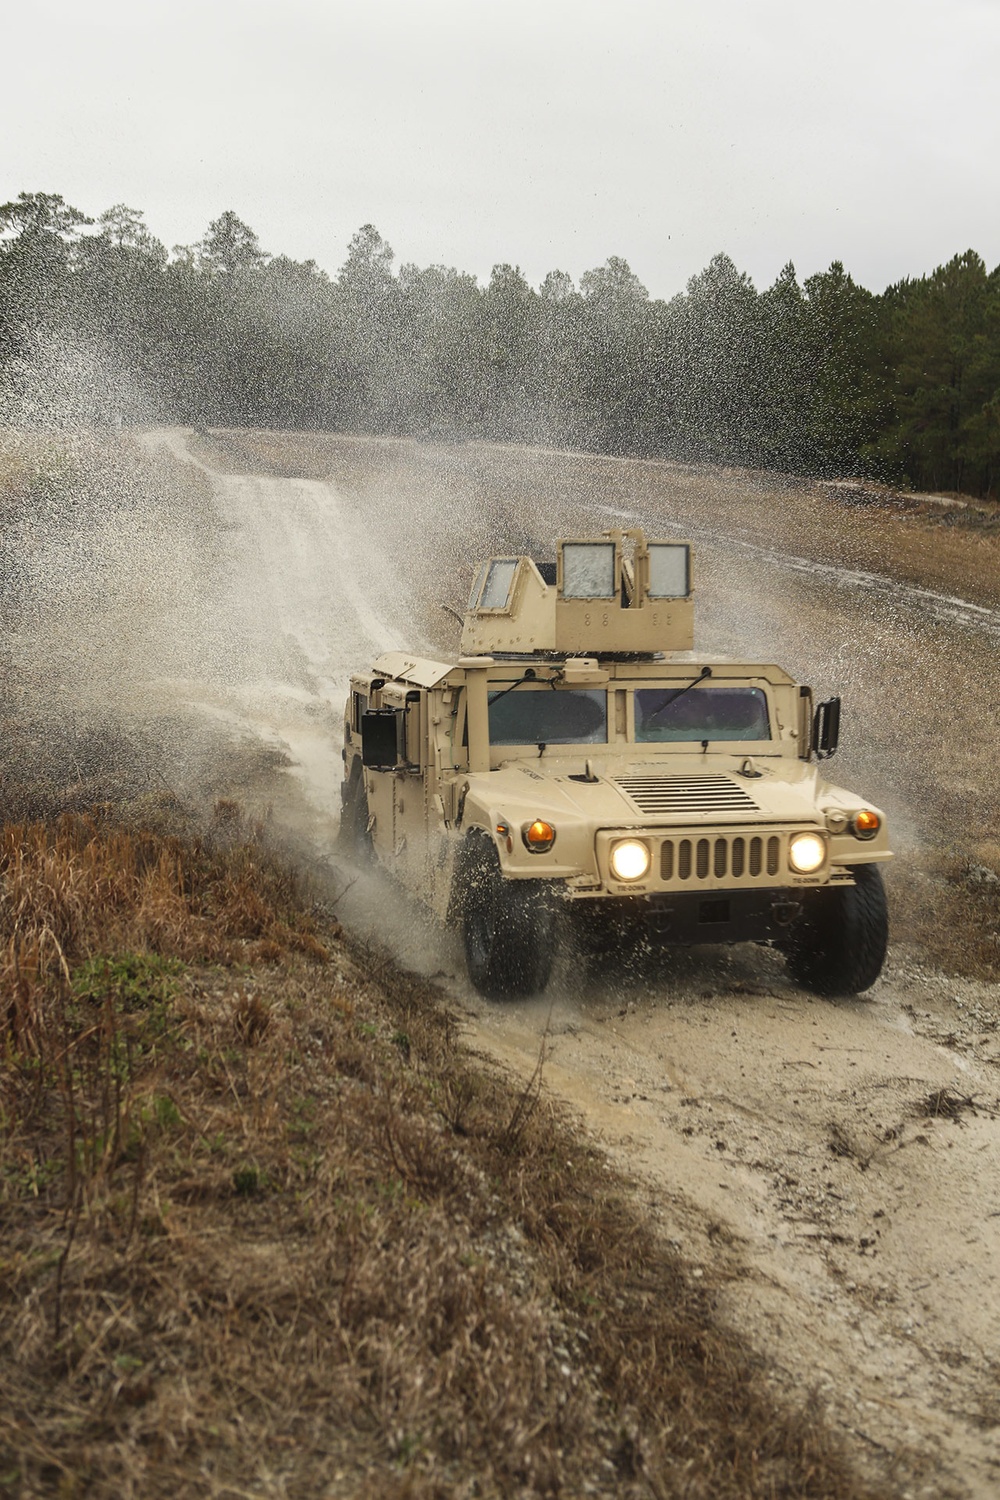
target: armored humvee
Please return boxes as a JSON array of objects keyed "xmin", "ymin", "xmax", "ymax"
[{"xmin": 341, "ymin": 529, "xmax": 891, "ymax": 999}]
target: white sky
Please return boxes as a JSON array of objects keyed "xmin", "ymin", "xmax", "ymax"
[{"xmin": 5, "ymin": 0, "xmax": 999, "ymax": 299}]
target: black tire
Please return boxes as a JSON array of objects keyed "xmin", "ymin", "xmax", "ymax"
[
  {"xmin": 459, "ymin": 835, "xmax": 556, "ymax": 1000},
  {"xmin": 338, "ymin": 761, "xmax": 372, "ymax": 861},
  {"xmin": 785, "ymin": 863, "xmax": 888, "ymax": 997}
]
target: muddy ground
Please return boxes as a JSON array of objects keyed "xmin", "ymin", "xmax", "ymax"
[{"xmin": 11, "ymin": 427, "xmax": 1000, "ymax": 1496}]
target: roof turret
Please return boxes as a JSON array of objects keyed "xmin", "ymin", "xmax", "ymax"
[{"xmin": 460, "ymin": 528, "xmax": 694, "ymax": 658}]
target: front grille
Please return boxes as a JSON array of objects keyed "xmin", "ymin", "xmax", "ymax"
[
  {"xmin": 614, "ymin": 774, "xmax": 760, "ymax": 817},
  {"xmin": 661, "ymin": 833, "xmax": 782, "ymax": 885}
]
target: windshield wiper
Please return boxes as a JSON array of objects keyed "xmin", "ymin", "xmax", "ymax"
[
  {"xmin": 488, "ymin": 668, "xmax": 558, "ymax": 705},
  {"xmin": 648, "ymin": 665, "xmax": 712, "ymax": 722}
]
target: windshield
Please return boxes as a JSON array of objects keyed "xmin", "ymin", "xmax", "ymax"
[
  {"xmin": 488, "ymin": 687, "xmax": 608, "ymax": 745},
  {"xmin": 635, "ymin": 686, "xmax": 770, "ymax": 742}
]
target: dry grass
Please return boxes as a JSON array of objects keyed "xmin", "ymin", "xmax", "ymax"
[
  {"xmin": 942, "ymin": 852, "xmax": 1000, "ymax": 977},
  {"xmin": 0, "ymin": 803, "xmax": 327, "ymax": 974},
  {"xmin": 0, "ymin": 811, "xmax": 898, "ymax": 1499}
]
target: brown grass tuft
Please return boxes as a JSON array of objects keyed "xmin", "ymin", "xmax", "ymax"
[
  {"xmin": 0, "ymin": 808, "xmax": 325, "ymax": 986},
  {"xmin": 889, "ymin": 854, "xmax": 1000, "ymax": 982}
]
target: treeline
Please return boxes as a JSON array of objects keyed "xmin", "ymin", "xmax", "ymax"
[{"xmin": 1, "ymin": 191, "xmax": 998, "ymax": 496}]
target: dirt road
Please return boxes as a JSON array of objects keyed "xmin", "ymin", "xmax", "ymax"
[{"xmin": 141, "ymin": 428, "xmax": 1000, "ymax": 1497}]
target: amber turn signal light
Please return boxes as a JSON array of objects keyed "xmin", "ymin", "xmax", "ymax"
[
  {"xmin": 852, "ymin": 809, "xmax": 880, "ymax": 840},
  {"xmin": 523, "ymin": 819, "xmax": 556, "ymax": 852}
]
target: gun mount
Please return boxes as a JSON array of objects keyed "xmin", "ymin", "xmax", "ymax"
[{"xmin": 460, "ymin": 529, "xmax": 694, "ymax": 657}]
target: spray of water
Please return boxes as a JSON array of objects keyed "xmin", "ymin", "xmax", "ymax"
[
  {"xmin": 4, "ymin": 340, "xmax": 998, "ymax": 980},
  {"xmin": 0, "ymin": 335, "xmax": 259, "ymax": 815}
]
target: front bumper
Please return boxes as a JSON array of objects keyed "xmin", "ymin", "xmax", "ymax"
[{"xmin": 571, "ymin": 887, "xmax": 805, "ymax": 947}]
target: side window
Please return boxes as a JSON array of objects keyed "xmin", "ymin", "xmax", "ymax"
[{"xmin": 352, "ymin": 691, "xmax": 368, "ymax": 734}]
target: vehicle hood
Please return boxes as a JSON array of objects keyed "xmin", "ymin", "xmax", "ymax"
[{"xmin": 469, "ymin": 754, "xmax": 829, "ymax": 828}]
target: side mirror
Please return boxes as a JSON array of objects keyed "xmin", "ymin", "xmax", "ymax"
[
  {"xmin": 361, "ymin": 708, "xmax": 402, "ymax": 769},
  {"xmin": 813, "ymin": 696, "xmax": 841, "ymax": 759}
]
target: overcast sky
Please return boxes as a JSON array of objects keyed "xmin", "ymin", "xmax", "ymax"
[{"xmin": 5, "ymin": 0, "xmax": 999, "ymax": 300}]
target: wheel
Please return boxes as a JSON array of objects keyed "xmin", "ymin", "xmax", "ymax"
[
  {"xmin": 459, "ymin": 835, "xmax": 556, "ymax": 1000},
  {"xmin": 338, "ymin": 761, "xmax": 372, "ymax": 860},
  {"xmin": 785, "ymin": 863, "xmax": 888, "ymax": 997}
]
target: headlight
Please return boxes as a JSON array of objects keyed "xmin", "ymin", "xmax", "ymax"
[
  {"xmin": 789, "ymin": 831, "xmax": 827, "ymax": 874},
  {"xmin": 610, "ymin": 839, "xmax": 651, "ymax": 881},
  {"xmin": 851, "ymin": 809, "xmax": 880, "ymax": 840}
]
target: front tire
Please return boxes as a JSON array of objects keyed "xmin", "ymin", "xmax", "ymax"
[
  {"xmin": 785, "ymin": 863, "xmax": 888, "ymax": 997},
  {"xmin": 459, "ymin": 836, "xmax": 556, "ymax": 1000}
]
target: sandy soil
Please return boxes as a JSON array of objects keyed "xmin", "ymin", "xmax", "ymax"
[
  {"xmin": 460, "ymin": 954, "xmax": 1000, "ymax": 1498},
  {"xmin": 138, "ymin": 428, "xmax": 1000, "ymax": 1498}
]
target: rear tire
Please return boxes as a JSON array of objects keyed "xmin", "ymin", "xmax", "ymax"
[
  {"xmin": 339, "ymin": 761, "xmax": 372, "ymax": 861},
  {"xmin": 785, "ymin": 863, "xmax": 888, "ymax": 997},
  {"xmin": 459, "ymin": 836, "xmax": 555, "ymax": 1000}
]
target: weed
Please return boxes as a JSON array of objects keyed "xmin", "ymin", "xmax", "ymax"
[
  {"xmin": 495, "ymin": 1027, "xmax": 548, "ymax": 1157},
  {"xmin": 232, "ymin": 1164, "xmax": 266, "ymax": 1196},
  {"xmin": 73, "ymin": 952, "xmax": 180, "ymax": 1012},
  {"xmin": 914, "ymin": 1087, "xmax": 977, "ymax": 1121},
  {"xmin": 233, "ymin": 988, "xmax": 271, "ymax": 1044},
  {"xmin": 435, "ymin": 1068, "xmax": 482, "ymax": 1136},
  {"xmin": 150, "ymin": 1094, "xmax": 181, "ymax": 1130}
]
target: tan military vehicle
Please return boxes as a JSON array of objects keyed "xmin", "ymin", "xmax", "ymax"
[{"xmin": 341, "ymin": 529, "xmax": 891, "ymax": 999}]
